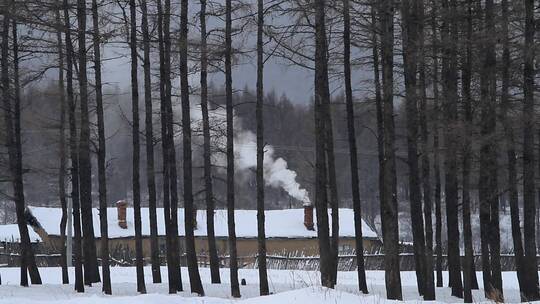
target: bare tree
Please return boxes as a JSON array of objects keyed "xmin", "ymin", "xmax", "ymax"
[
  {"xmin": 180, "ymin": 0, "xmax": 204, "ymax": 296},
  {"xmin": 199, "ymin": 0, "xmax": 220, "ymax": 285},
  {"xmin": 225, "ymin": 0, "xmax": 240, "ymax": 298},
  {"xmin": 379, "ymin": 0, "xmax": 402, "ymax": 299},
  {"xmin": 63, "ymin": 0, "xmax": 84, "ymax": 291},
  {"xmin": 256, "ymin": 0, "xmax": 269, "ymax": 296},
  {"xmin": 140, "ymin": 0, "xmax": 161, "ymax": 284},
  {"xmin": 343, "ymin": 0, "xmax": 367, "ymax": 294},
  {"xmin": 92, "ymin": 0, "xmax": 111, "ymax": 294},
  {"xmin": 128, "ymin": 0, "xmax": 147, "ymax": 294}
]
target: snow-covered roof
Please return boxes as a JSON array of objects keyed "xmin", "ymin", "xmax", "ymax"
[
  {"xmin": 0, "ymin": 224, "xmax": 42, "ymax": 243},
  {"xmin": 0, "ymin": 207, "xmax": 378, "ymax": 242}
]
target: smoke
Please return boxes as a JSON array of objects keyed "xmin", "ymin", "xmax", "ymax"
[{"xmin": 187, "ymin": 102, "xmax": 310, "ymax": 204}]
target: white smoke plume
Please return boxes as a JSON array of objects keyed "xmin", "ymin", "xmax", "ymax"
[{"xmin": 187, "ymin": 102, "xmax": 310, "ymax": 204}]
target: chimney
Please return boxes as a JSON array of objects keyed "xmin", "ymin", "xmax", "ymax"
[
  {"xmin": 303, "ymin": 203, "xmax": 314, "ymax": 231},
  {"xmin": 116, "ymin": 200, "xmax": 128, "ymax": 229}
]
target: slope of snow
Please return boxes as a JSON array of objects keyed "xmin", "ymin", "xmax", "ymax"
[
  {"xmin": 13, "ymin": 207, "xmax": 377, "ymax": 240},
  {"xmin": 0, "ymin": 266, "xmax": 527, "ymax": 303}
]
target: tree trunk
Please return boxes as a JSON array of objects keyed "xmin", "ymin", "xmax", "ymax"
[
  {"xmin": 522, "ymin": 0, "xmax": 540, "ymax": 300},
  {"xmin": 157, "ymin": 0, "xmax": 182, "ymax": 293},
  {"xmin": 344, "ymin": 0, "xmax": 367, "ymax": 294},
  {"xmin": 225, "ymin": 0, "xmax": 241, "ymax": 298},
  {"xmin": 140, "ymin": 0, "xmax": 161, "ymax": 284},
  {"xmin": 371, "ymin": 4, "xmax": 385, "ymax": 262},
  {"xmin": 164, "ymin": 0, "xmax": 182, "ymax": 290},
  {"xmin": 441, "ymin": 0, "xmax": 462, "ymax": 297},
  {"xmin": 401, "ymin": 0, "xmax": 426, "ymax": 295},
  {"xmin": 63, "ymin": 0, "xmax": 84, "ymax": 291},
  {"xmin": 460, "ymin": 1, "xmax": 477, "ymax": 301},
  {"xmin": 256, "ymin": 0, "xmax": 269, "ymax": 296},
  {"xmin": 2, "ymin": 9, "xmax": 42, "ymax": 287},
  {"xmin": 91, "ymin": 0, "xmax": 111, "ymax": 294},
  {"xmin": 55, "ymin": 2, "xmax": 69, "ymax": 285},
  {"xmin": 129, "ymin": 0, "xmax": 147, "ymax": 294},
  {"xmin": 478, "ymin": 0, "xmax": 502, "ymax": 300},
  {"xmin": 180, "ymin": 0, "xmax": 204, "ymax": 296},
  {"xmin": 199, "ymin": 0, "xmax": 220, "ymax": 285},
  {"xmin": 314, "ymin": 0, "xmax": 335, "ymax": 289},
  {"xmin": 417, "ymin": 0, "xmax": 435, "ymax": 299},
  {"xmin": 501, "ymin": 0, "xmax": 525, "ymax": 298},
  {"xmin": 379, "ymin": 0, "xmax": 402, "ymax": 299},
  {"xmin": 76, "ymin": 0, "xmax": 100, "ymax": 285},
  {"xmin": 430, "ymin": 0, "xmax": 443, "ymax": 288}
]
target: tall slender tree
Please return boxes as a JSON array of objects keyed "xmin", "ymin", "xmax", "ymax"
[
  {"xmin": 1, "ymin": 7, "xmax": 42, "ymax": 287},
  {"xmin": 401, "ymin": 0, "xmax": 426, "ymax": 295},
  {"xmin": 63, "ymin": 0, "xmax": 84, "ymax": 291},
  {"xmin": 91, "ymin": 0, "xmax": 111, "ymax": 294},
  {"xmin": 55, "ymin": 2, "xmax": 69, "ymax": 285},
  {"xmin": 256, "ymin": 0, "xmax": 269, "ymax": 296},
  {"xmin": 417, "ymin": 0, "xmax": 435, "ymax": 299},
  {"xmin": 314, "ymin": 0, "xmax": 335, "ymax": 289},
  {"xmin": 430, "ymin": 0, "xmax": 443, "ymax": 288},
  {"xmin": 379, "ymin": 0, "xmax": 402, "ymax": 299},
  {"xmin": 77, "ymin": 0, "xmax": 100, "ymax": 285},
  {"xmin": 522, "ymin": 0, "xmax": 540, "ymax": 300},
  {"xmin": 478, "ymin": 0, "xmax": 502, "ymax": 299},
  {"xmin": 164, "ymin": 0, "xmax": 182, "ymax": 290},
  {"xmin": 343, "ymin": 0, "xmax": 367, "ymax": 294},
  {"xmin": 128, "ymin": 0, "xmax": 146, "ymax": 294},
  {"xmin": 180, "ymin": 0, "xmax": 204, "ymax": 296},
  {"xmin": 501, "ymin": 0, "xmax": 525, "ymax": 298},
  {"xmin": 140, "ymin": 0, "xmax": 161, "ymax": 284},
  {"xmin": 441, "ymin": 0, "xmax": 462, "ymax": 297},
  {"xmin": 225, "ymin": 0, "xmax": 241, "ymax": 298},
  {"xmin": 199, "ymin": 0, "xmax": 220, "ymax": 285},
  {"xmin": 460, "ymin": 1, "xmax": 477, "ymax": 301}
]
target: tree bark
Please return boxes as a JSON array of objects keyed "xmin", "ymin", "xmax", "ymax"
[
  {"xmin": 2, "ymin": 9, "xmax": 42, "ymax": 287},
  {"xmin": 379, "ymin": 0, "xmax": 402, "ymax": 299},
  {"xmin": 441, "ymin": 0, "xmax": 462, "ymax": 297},
  {"xmin": 417, "ymin": 0, "xmax": 435, "ymax": 299},
  {"xmin": 76, "ymin": 0, "xmax": 100, "ymax": 285},
  {"xmin": 501, "ymin": 0, "xmax": 525, "ymax": 298},
  {"xmin": 225, "ymin": 0, "xmax": 241, "ymax": 297},
  {"xmin": 314, "ymin": 0, "xmax": 335, "ymax": 289},
  {"xmin": 157, "ymin": 0, "xmax": 182, "ymax": 293},
  {"xmin": 55, "ymin": 2, "xmax": 69, "ymax": 285},
  {"xmin": 256, "ymin": 0, "xmax": 269, "ymax": 296},
  {"xmin": 62, "ymin": 0, "xmax": 84, "ymax": 291},
  {"xmin": 522, "ymin": 0, "xmax": 540, "ymax": 300},
  {"xmin": 180, "ymin": 0, "xmax": 204, "ymax": 296},
  {"xmin": 460, "ymin": 1, "xmax": 477, "ymax": 301},
  {"xmin": 401, "ymin": 0, "xmax": 426, "ymax": 295},
  {"xmin": 91, "ymin": 0, "xmax": 111, "ymax": 294},
  {"xmin": 430, "ymin": 0, "xmax": 443, "ymax": 288},
  {"xmin": 140, "ymin": 0, "xmax": 161, "ymax": 284},
  {"xmin": 128, "ymin": 0, "xmax": 147, "ymax": 294},
  {"xmin": 199, "ymin": 0, "xmax": 220, "ymax": 285},
  {"xmin": 343, "ymin": 0, "xmax": 367, "ymax": 294}
]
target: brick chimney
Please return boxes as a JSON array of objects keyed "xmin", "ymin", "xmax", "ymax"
[
  {"xmin": 303, "ymin": 203, "xmax": 314, "ymax": 231},
  {"xmin": 116, "ymin": 200, "xmax": 128, "ymax": 229}
]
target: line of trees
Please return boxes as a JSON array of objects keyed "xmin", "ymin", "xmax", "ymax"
[{"xmin": 0, "ymin": 0, "xmax": 540, "ymax": 303}]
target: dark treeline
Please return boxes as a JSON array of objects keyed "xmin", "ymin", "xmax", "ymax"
[{"xmin": 0, "ymin": 0, "xmax": 540, "ymax": 303}]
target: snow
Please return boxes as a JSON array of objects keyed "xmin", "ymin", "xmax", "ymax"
[
  {"xmin": 1, "ymin": 207, "xmax": 377, "ymax": 241},
  {"xmin": 0, "ymin": 266, "xmax": 529, "ymax": 303}
]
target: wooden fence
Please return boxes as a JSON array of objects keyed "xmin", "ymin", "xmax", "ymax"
[{"xmin": 0, "ymin": 240, "xmax": 532, "ymax": 271}]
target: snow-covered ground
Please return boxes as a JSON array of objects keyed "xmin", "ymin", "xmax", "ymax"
[{"xmin": 0, "ymin": 266, "xmax": 526, "ymax": 303}]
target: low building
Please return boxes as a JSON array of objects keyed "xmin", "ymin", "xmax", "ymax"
[{"xmin": 1, "ymin": 205, "xmax": 381, "ymax": 265}]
